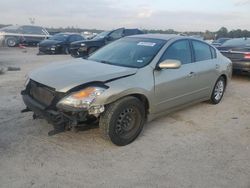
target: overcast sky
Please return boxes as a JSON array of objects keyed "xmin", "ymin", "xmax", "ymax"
[{"xmin": 0, "ymin": 0, "xmax": 250, "ymax": 31}]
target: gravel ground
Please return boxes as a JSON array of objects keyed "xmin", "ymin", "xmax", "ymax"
[{"xmin": 0, "ymin": 47, "xmax": 250, "ymax": 188}]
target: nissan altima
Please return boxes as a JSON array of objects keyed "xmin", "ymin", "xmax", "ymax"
[{"xmin": 21, "ymin": 34, "xmax": 232, "ymax": 146}]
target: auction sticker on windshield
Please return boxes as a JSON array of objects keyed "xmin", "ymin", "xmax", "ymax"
[{"xmin": 137, "ymin": 42, "xmax": 156, "ymax": 47}]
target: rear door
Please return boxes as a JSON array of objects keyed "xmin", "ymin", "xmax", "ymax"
[
  {"xmin": 154, "ymin": 39, "xmax": 202, "ymax": 113},
  {"xmin": 190, "ymin": 40, "xmax": 219, "ymax": 95}
]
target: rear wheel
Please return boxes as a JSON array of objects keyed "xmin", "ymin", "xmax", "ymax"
[
  {"xmin": 99, "ymin": 96, "xmax": 145, "ymax": 146},
  {"xmin": 6, "ymin": 37, "xmax": 17, "ymax": 47},
  {"xmin": 210, "ymin": 76, "xmax": 226, "ymax": 104}
]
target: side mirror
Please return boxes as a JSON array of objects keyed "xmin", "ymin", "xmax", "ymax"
[
  {"xmin": 158, "ymin": 59, "xmax": 181, "ymax": 69},
  {"xmin": 106, "ymin": 36, "xmax": 113, "ymax": 41}
]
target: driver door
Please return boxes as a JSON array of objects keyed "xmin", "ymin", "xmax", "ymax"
[{"xmin": 153, "ymin": 40, "xmax": 201, "ymax": 113}]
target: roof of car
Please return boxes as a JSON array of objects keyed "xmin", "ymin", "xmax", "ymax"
[{"xmin": 128, "ymin": 34, "xmax": 183, "ymax": 41}]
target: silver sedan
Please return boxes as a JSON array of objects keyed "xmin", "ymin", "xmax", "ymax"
[{"xmin": 22, "ymin": 34, "xmax": 232, "ymax": 146}]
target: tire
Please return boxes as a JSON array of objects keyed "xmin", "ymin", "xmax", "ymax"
[
  {"xmin": 99, "ymin": 96, "xmax": 146, "ymax": 146},
  {"xmin": 87, "ymin": 47, "xmax": 96, "ymax": 55},
  {"xmin": 6, "ymin": 37, "xmax": 17, "ymax": 47},
  {"xmin": 210, "ymin": 76, "xmax": 226, "ymax": 104},
  {"xmin": 70, "ymin": 50, "xmax": 80, "ymax": 58}
]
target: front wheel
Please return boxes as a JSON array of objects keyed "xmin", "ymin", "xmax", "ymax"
[
  {"xmin": 99, "ymin": 97, "xmax": 146, "ymax": 146},
  {"xmin": 210, "ymin": 76, "xmax": 226, "ymax": 104}
]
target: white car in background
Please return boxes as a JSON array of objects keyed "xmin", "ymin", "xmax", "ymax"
[{"xmin": 0, "ymin": 25, "xmax": 50, "ymax": 47}]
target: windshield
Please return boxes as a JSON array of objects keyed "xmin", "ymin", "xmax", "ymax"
[
  {"xmin": 49, "ymin": 34, "xmax": 69, "ymax": 41},
  {"xmin": 88, "ymin": 37, "xmax": 166, "ymax": 68},
  {"xmin": 92, "ymin": 31, "xmax": 110, "ymax": 40}
]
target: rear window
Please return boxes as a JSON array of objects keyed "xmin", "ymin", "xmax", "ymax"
[
  {"xmin": 20, "ymin": 26, "xmax": 46, "ymax": 35},
  {"xmin": 192, "ymin": 40, "xmax": 212, "ymax": 62},
  {"xmin": 49, "ymin": 34, "xmax": 69, "ymax": 41}
]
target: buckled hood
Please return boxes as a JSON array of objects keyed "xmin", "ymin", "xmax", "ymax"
[{"xmin": 29, "ymin": 59, "xmax": 138, "ymax": 92}]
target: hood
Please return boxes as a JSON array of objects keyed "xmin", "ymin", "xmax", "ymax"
[
  {"xmin": 29, "ymin": 59, "xmax": 137, "ymax": 92},
  {"xmin": 71, "ymin": 38, "xmax": 104, "ymax": 46},
  {"xmin": 39, "ymin": 39, "xmax": 63, "ymax": 47}
]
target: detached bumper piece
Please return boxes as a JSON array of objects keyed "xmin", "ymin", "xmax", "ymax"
[{"xmin": 21, "ymin": 80, "xmax": 94, "ymax": 136}]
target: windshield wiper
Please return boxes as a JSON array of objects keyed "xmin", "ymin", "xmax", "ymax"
[
  {"xmin": 100, "ymin": 60, "xmax": 113, "ymax": 65},
  {"xmin": 89, "ymin": 58, "xmax": 113, "ymax": 65}
]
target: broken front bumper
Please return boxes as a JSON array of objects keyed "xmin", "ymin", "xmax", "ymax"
[
  {"xmin": 21, "ymin": 91, "xmax": 95, "ymax": 135},
  {"xmin": 22, "ymin": 93, "xmax": 63, "ymax": 124}
]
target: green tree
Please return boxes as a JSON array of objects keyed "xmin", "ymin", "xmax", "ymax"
[{"xmin": 216, "ymin": 27, "xmax": 228, "ymax": 39}]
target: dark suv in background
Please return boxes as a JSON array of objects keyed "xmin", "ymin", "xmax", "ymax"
[
  {"xmin": 217, "ymin": 38, "xmax": 250, "ymax": 74},
  {"xmin": 69, "ymin": 28, "xmax": 144, "ymax": 57},
  {"xmin": 0, "ymin": 25, "xmax": 50, "ymax": 47}
]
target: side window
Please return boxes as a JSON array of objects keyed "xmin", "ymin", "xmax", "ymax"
[
  {"xmin": 68, "ymin": 35, "xmax": 77, "ymax": 42},
  {"xmin": 192, "ymin": 40, "xmax": 212, "ymax": 61},
  {"xmin": 20, "ymin": 26, "xmax": 45, "ymax": 35},
  {"xmin": 76, "ymin": 35, "xmax": 83, "ymax": 41},
  {"xmin": 109, "ymin": 29, "xmax": 124, "ymax": 40},
  {"xmin": 160, "ymin": 40, "xmax": 192, "ymax": 65}
]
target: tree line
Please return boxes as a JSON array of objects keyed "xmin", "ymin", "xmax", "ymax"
[{"xmin": 143, "ymin": 27, "xmax": 250, "ymax": 40}]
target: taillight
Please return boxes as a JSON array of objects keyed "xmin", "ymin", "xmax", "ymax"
[{"xmin": 244, "ymin": 53, "xmax": 250, "ymax": 59}]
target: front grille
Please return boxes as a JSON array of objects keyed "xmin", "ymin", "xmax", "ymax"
[{"xmin": 29, "ymin": 80, "xmax": 56, "ymax": 106}]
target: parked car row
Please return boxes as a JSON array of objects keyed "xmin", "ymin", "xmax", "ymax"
[
  {"xmin": 1, "ymin": 24, "xmax": 247, "ymax": 75},
  {"xmin": 38, "ymin": 28, "xmax": 144, "ymax": 57}
]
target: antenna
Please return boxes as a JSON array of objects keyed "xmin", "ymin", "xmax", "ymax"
[{"xmin": 29, "ymin": 18, "xmax": 35, "ymax": 25}]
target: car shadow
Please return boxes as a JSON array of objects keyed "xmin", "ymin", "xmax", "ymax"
[{"xmin": 232, "ymin": 73, "xmax": 250, "ymax": 81}]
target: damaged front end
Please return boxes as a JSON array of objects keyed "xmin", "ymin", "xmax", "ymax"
[{"xmin": 21, "ymin": 79, "xmax": 106, "ymax": 135}]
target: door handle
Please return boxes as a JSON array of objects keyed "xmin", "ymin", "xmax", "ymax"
[
  {"xmin": 216, "ymin": 64, "xmax": 220, "ymax": 69},
  {"xmin": 188, "ymin": 72, "xmax": 195, "ymax": 77}
]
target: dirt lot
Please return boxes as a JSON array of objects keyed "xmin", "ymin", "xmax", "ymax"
[{"xmin": 0, "ymin": 47, "xmax": 250, "ymax": 188}]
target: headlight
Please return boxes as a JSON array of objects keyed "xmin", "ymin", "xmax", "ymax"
[
  {"xmin": 80, "ymin": 43, "xmax": 85, "ymax": 46},
  {"xmin": 57, "ymin": 87, "xmax": 106, "ymax": 110}
]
